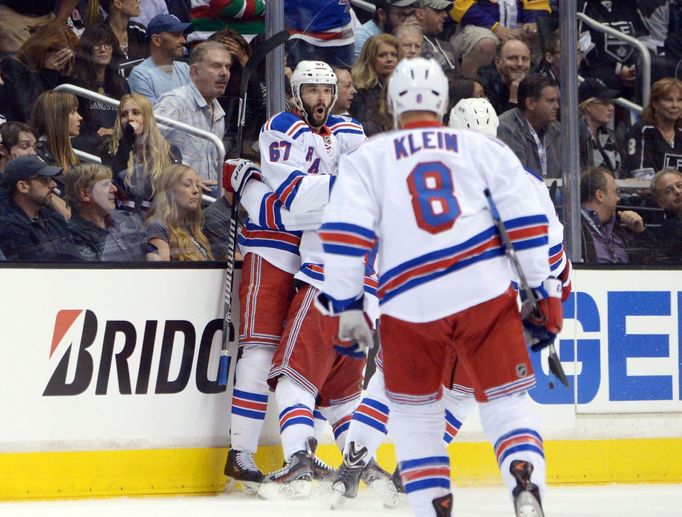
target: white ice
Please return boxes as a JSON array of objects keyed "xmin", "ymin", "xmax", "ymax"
[{"xmin": 1, "ymin": 484, "xmax": 681, "ymax": 517}]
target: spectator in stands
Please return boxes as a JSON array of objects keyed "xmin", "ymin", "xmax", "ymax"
[
  {"xmin": 350, "ymin": 34, "xmax": 403, "ymax": 136},
  {"xmin": 354, "ymin": 0, "xmax": 421, "ymax": 60},
  {"xmin": 209, "ymin": 28, "xmax": 266, "ymax": 156},
  {"xmin": 650, "ymin": 168, "xmax": 682, "ymax": 263},
  {"xmin": 578, "ymin": 0, "xmax": 648, "ymax": 96},
  {"xmin": 101, "ymin": 0, "xmax": 148, "ymax": 65},
  {"xmin": 131, "ymin": 0, "xmax": 169, "ymax": 27},
  {"xmin": 477, "ymin": 38, "xmax": 531, "ymax": 115},
  {"xmin": 625, "ymin": 77, "xmax": 682, "ymax": 179},
  {"xmin": 0, "ymin": 155, "xmax": 77, "ymax": 261},
  {"xmin": 103, "ymin": 92, "xmax": 181, "ymax": 217},
  {"xmin": 444, "ymin": 77, "xmax": 485, "ymax": 124},
  {"xmin": 285, "ymin": 0, "xmax": 355, "ymax": 67},
  {"xmin": 154, "ymin": 41, "xmax": 231, "ymax": 196},
  {"xmin": 145, "ymin": 164, "xmax": 213, "ymax": 261},
  {"xmin": 128, "ymin": 14, "xmax": 192, "ymax": 103},
  {"xmin": 450, "ymin": 0, "xmax": 550, "ymax": 79},
  {"xmin": 579, "ymin": 78, "xmax": 624, "ymax": 177},
  {"xmin": 394, "ymin": 23, "xmax": 424, "ymax": 59},
  {"xmin": 0, "ymin": 123, "xmax": 37, "ymax": 174},
  {"xmin": 0, "ymin": 122, "xmax": 37, "ymax": 211},
  {"xmin": 417, "ymin": 0, "xmax": 458, "ymax": 74},
  {"xmin": 0, "ymin": 0, "xmax": 80, "ymax": 54},
  {"xmin": 64, "ymin": 163, "xmax": 145, "ymax": 261},
  {"xmin": 0, "ymin": 24, "xmax": 78, "ymax": 123},
  {"xmin": 71, "ymin": 23, "xmax": 131, "ymax": 155},
  {"xmin": 31, "ymin": 91, "xmax": 81, "ymax": 174},
  {"xmin": 580, "ymin": 165, "xmax": 649, "ymax": 264},
  {"xmin": 202, "ymin": 166, "xmax": 234, "ymax": 260},
  {"xmin": 497, "ymin": 73, "xmax": 561, "ymax": 178},
  {"xmin": 535, "ymin": 28, "xmax": 560, "ymax": 84},
  {"xmin": 331, "ymin": 66, "xmax": 357, "ymax": 117}
]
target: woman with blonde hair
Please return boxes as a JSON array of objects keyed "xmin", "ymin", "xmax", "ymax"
[
  {"xmin": 103, "ymin": 92, "xmax": 181, "ymax": 216},
  {"xmin": 350, "ymin": 34, "xmax": 402, "ymax": 136},
  {"xmin": 0, "ymin": 23, "xmax": 78, "ymax": 123},
  {"xmin": 31, "ymin": 90, "xmax": 82, "ymax": 173},
  {"xmin": 145, "ymin": 164, "xmax": 213, "ymax": 261},
  {"xmin": 625, "ymin": 77, "xmax": 682, "ymax": 179}
]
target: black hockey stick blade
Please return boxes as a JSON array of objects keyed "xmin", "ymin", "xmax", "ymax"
[{"xmin": 547, "ymin": 342, "xmax": 569, "ymax": 387}]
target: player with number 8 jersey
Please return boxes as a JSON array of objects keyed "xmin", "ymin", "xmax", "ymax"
[{"xmin": 320, "ymin": 58, "xmax": 554, "ymax": 517}]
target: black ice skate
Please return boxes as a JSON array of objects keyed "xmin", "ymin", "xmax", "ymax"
[
  {"xmin": 362, "ymin": 457, "xmax": 400, "ymax": 508},
  {"xmin": 331, "ymin": 442, "xmax": 367, "ymax": 508},
  {"xmin": 262, "ymin": 447, "xmax": 314, "ymax": 498},
  {"xmin": 510, "ymin": 460, "xmax": 545, "ymax": 517},
  {"xmin": 225, "ymin": 449, "xmax": 264, "ymax": 495},
  {"xmin": 305, "ymin": 436, "xmax": 336, "ymax": 481},
  {"xmin": 432, "ymin": 493, "xmax": 453, "ymax": 517}
]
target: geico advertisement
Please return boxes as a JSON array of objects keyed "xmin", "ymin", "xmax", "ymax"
[
  {"xmin": 529, "ymin": 269, "xmax": 682, "ymax": 413},
  {"xmin": 0, "ymin": 268, "xmax": 236, "ymax": 450}
]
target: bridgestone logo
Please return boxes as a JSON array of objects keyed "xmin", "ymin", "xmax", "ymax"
[{"xmin": 43, "ymin": 310, "xmax": 227, "ymax": 396}]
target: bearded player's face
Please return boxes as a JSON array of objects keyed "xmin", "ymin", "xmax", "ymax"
[{"xmin": 301, "ymin": 84, "xmax": 334, "ymax": 128}]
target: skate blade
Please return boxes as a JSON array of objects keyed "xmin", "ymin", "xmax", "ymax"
[
  {"xmin": 366, "ymin": 477, "xmax": 401, "ymax": 509},
  {"xmin": 515, "ymin": 491, "xmax": 544, "ymax": 517},
  {"xmin": 330, "ymin": 486, "xmax": 348, "ymax": 510},
  {"xmin": 224, "ymin": 477, "xmax": 260, "ymax": 496},
  {"xmin": 257, "ymin": 479, "xmax": 312, "ymax": 500}
]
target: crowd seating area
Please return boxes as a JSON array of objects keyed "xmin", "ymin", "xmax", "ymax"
[{"xmin": 0, "ymin": 0, "xmax": 681, "ymax": 265}]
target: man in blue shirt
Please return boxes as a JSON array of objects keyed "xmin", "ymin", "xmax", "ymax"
[{"xmin": 128, "ymin": 14, "xmax": 192, "ymax": 103}]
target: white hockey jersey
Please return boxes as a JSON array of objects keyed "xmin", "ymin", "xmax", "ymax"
[
  {"xmin": 320, "ymin": 122, "xmax": 551, "ymax": 323},
  {"xmin": 240, "ymin": 111, "xmax": 365, "ymax": 277}
]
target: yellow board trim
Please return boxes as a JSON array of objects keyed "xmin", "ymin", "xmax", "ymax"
[{"xmin": 1, "ymin": 438, "xmax": 681, "ymax": 501}]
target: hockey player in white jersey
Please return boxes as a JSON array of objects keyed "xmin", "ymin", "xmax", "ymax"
[
  {"xmin": 329, "ymin": 97, "xmax": 571, "ymax": 515},
  {"xmin": 319, "ymin": 58, "xmax": 563, "ymax": 516},
  {"xmin": 223, "ymin": 61, "xmax": 365, "ymax": 492}
]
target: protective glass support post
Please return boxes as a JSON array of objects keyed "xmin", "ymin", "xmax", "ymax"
[
  {"xmin": 265, "ymin": 0, "xmax": 286, "ymax": 118},
  {"xmin": 560, "ymin": 2, "xmax": 582, "ymax": 263}
]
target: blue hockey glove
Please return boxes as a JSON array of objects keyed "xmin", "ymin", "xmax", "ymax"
[
  {"xmin": 315, "ymin": 292, "xmax": 373, "ymax": 359},
  {"xmin": 522, "ymin": 278, "xmax": 563, "ymax": 352}
]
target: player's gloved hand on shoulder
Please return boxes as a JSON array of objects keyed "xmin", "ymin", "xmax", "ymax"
[
  {"xmin": 315, "ymin": 292, "xmax": 374, "ymax": 359},
  {"xmin": 225, "ymin": 158, "xmax": 262, "ymax": 196},
  {"xmin": 522, "ymin": 278, "xmax": 563, "ymax": 352}
]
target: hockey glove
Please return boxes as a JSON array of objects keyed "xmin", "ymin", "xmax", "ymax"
[
  {"xmin": 558, "ymin": 260, "xmax": 572, "ymax": 302},
  {"xmin": 315, "ymin": 292, "xmax": 374, "ymax": 359},
  {"xmin": 522, "ymin": 278, "xmax": 563, "ymax": 352},
  {"xmin": 224, "ymin": 159, "xmax": 262, "ymax": 197}
]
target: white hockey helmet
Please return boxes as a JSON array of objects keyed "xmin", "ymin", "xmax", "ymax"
[
  {"xmin": 448, "ymin": 97, "xmax": 499, "ymax": 136},
  {"xmin": 387, "ymin": 57, "xmax": 449, "ymax": 127},
  {"xmin": 290, "ymin": 60, "xmax": 338, "ymax": 125}
]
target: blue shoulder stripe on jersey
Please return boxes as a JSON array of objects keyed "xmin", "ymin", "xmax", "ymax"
[
  {"xmin": 320, "ymin": 222, "xmax": 377, "ymax": 240},
  {"xmin": 332, "ymin": 128, "xmax": 365, "ymax": 135},
  {"xmin": 291, "ymin": 125, "xmax": 310, "ymax": 140},
  {"xmin": 549, "ymin": 243, "xmax": 563, "ymax": 255},
  {"xmin": 244, "ymin": 221, "xmax": 302, "ymax": 237},
  {"xmin": 268, "ymin": 111, "xmax": 304, "ymax": 134}
]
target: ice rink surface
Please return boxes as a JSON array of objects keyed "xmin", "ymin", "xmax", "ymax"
[{"xmin": 1, "ymin": 484, "xmax": 681, "ymax": 517}]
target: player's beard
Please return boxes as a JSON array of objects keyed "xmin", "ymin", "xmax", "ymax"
[{"xmin": 303, "ymin": 100, "xmax": 330, "ymax": 129}]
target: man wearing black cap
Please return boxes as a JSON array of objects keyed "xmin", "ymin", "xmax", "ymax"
[
  {"xmin": 354, "ymin": 0, "xmax": 421, "ymax": 59},
  {"xmin": 578, "ymin": 77, "xmax": 624, "ymax": 176},
  {"xmin": 0, "ymin": 155, "xmax": 76, "ymax": 261},
  {"xmin": 128, "ymin": 14, "xmax": 192, "ymax": 103},
  {"xmin": 417, "ymin": 0, "xmax": 457, "ymax": 74}
]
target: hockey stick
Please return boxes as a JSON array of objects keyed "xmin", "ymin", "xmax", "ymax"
[
  {"xmin": 217, "ymin": 29, "xmax": 291, "ymax": 387},
  {"xmin": 483, "ymin": 188, "xmax": 570, "ymax": 388}
]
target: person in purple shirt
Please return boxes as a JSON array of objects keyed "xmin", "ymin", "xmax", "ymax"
[{"xmin": 579, "ymin": 166, "xmax": 651, "ymax": 264}]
